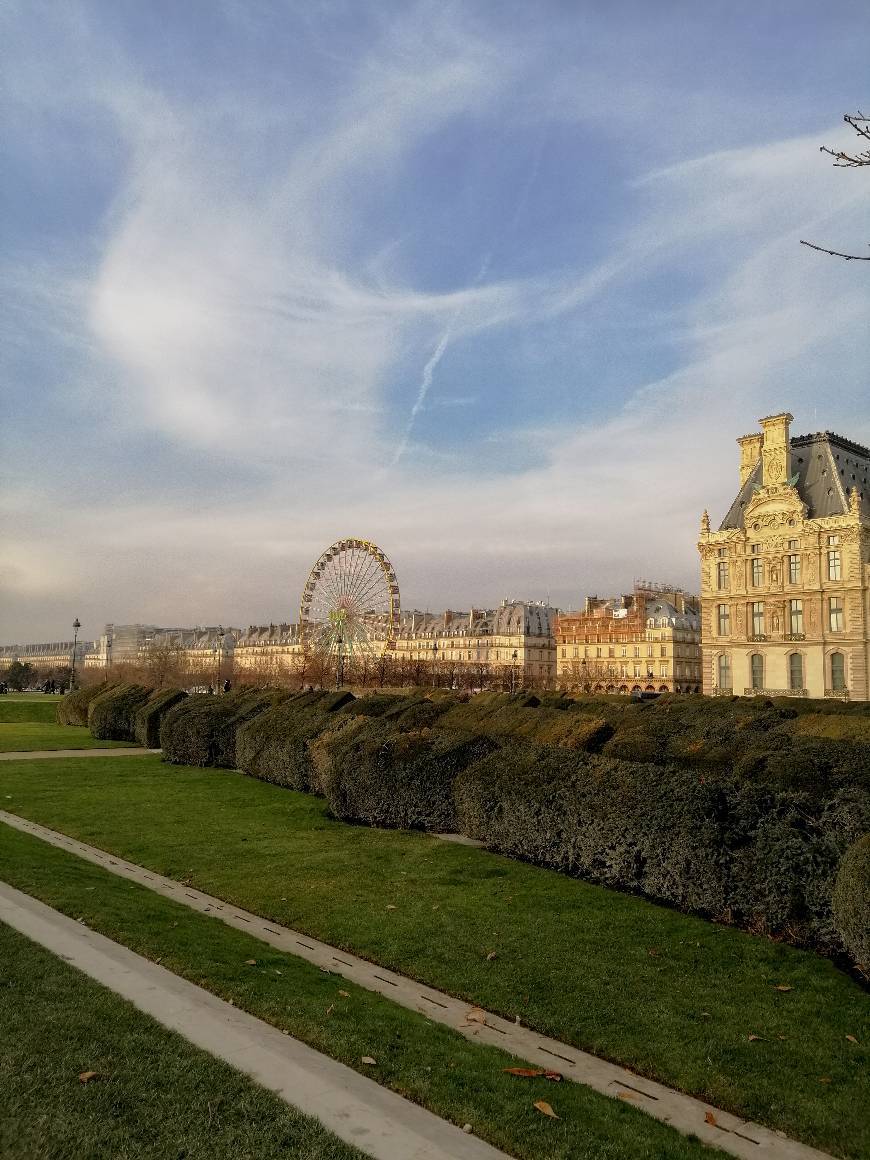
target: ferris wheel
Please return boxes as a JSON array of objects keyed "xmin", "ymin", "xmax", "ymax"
[{"xmin": 299, "ymin": 538, "xmax": 400, "ymax": 661}]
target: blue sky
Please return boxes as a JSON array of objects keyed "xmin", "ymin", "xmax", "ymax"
[{"xmin": 2, "ymin": 0, "xmax": 868, "ymax": 641}]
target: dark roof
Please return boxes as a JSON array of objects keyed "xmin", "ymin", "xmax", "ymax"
[{"xmin": 719, "ymin": 431, "xmax": 870, "ymax": 530}]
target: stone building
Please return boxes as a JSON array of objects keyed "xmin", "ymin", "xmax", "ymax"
[
  {"xmin": 698, "ymin": 412, "xmax": 870, "ymax": 700},
  {"xmin": 555, "ymin": 582, "xmax": 701, "ymax": 693},
  {"xmin": 0, "ymin": 641, "xmax": 90, "ymax": 674}
]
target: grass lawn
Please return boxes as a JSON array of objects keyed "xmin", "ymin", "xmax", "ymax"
[
  {"xmin": 0, "ymin": 921, "xmax": 365, "ymax": 1160},
  {"xmin": 0, "ymin": 696, "xmax": 61, "ymax": 723},
  {"xmin": 0, "ymin": 755, "xmax": 867, "ymax": 1159},
  {"xmin": 0, "ymin": 826, "xmax": 717, "ymax": 1160},
  {"xmin": 0, "ymin": 721, "xmax": 134, "ymax": 752}
]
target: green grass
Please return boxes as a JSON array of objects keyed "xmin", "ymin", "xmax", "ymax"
[
  {"xmin": 0, "ymin": 921, "xmax": 365, "ymax": 1160},
  {"xmin": 0, "ymin": 722, "xmax": 133, "ymax": 752},
  {"xmin": 0, "ymin": 696, "xmax": 61, "ymax": 723},
  {"xmin": 0, "ymin": 825, "xmax": 716, "ymax": 1160},
  {"xmin": 1, "ymin": 755, "xmax": 867, "ymax": 1159}
]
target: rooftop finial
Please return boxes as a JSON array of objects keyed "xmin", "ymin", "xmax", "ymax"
[{"xmin": 700, "ymin": 509, "xmax": 710, "ymax": 534}]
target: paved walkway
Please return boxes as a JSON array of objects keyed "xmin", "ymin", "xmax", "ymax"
[
  {"xmin": 0, "ymin": 880, "xmax": 509, "ymax": 1160},
  {"xmin": 0, "ymin": 809, "xmax": 832, "ymax": 1160},
  {"xmin": 0, "ymin": 747, "xmax": 159, "ymax": 761}
]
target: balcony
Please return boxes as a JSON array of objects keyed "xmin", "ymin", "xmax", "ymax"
[
  {"xmin": 742, "ymin": 687, "xmax": 809, "ymax": 698},
  {"xmin": 747, "ymin": 634, "xmax": 768, "ymax": 642},
  {"xmin": 783, "ymin": 633, "xmax": 805, "ymax": 642},
  {"xmin": 824, "ymin": 689, "xmax": 850, "ymax": 701}
]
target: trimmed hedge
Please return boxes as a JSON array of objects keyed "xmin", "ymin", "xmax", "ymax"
[
  {"xmin": 161, "ymin": 690, "xmax": 290, "ymax": 768},
  {"xmin": 56, "ymin": 682, "xmax": 111, "ymax": 727},
  {"xmin": 833, "ymin": 834, "xmax": 870, "ymax": 967},
  {"xmin": 320, "ymin": 722, "xmax": 499, "ymax": 831},
  {"xmin": 236, "ymin": 691, "xmax": 355, "ymax": 791},
  {"xmin": 88, "ymin": 684, "xmax": 154, "ymax": 742},
  {"xmin": 134, "ymin": 688, "xmax": 188, "ymax": 749},
  {"xmin": 453, "ymin": 743, "xmax": 870, "ymax": 952}
]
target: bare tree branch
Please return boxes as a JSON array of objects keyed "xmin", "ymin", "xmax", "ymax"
[{"xmin": 799, "ymin": 239, "xmax": 870, "ymax": 261}]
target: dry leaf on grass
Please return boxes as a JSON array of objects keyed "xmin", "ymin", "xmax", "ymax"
[
  {"xmin": 846, "ymin": 1035, "xmax": 859, "ymax": 1044},
  {"xmin": 486, "ymin": 951, "xmax": 497, "ymax": 960},
  {"xmin": 78, "ymin": 1071, "xmax": 100, "ymax": 1084},
  {"xmin": 361, "ymin": 1056, "xmax": 377, "ymax": 1065},
  {"xmin": 244, "ymin": 959, "xmax": 257, "ymax": 966},
  {"xmin": 533, "ymin": 1100, "xmax": 559, "ymax": 1119},
  {"xmin": 386, "ymin": 905, "xmax": 397, "ymax": 910},
  {"xmin": 338, "ymin": 990, "xmax": 350, "ymax": 997},
  {"xmin": 774, "ymin": 984, "xmax": 792, "ymax": 992},
  {"xmin": 503, "ymin": 1068, "xmax": 562, "ymax": 1081},
  {"xmin": 819, "ymin": 1077, "xmax": 832, "ymax": 1084},
  {"xmin": 704, "ymin": 1111, "xmax": 718, "ymax": 1126},
  {"xmin": 748, "ymin": 1034, "xmax": 764, "ymax": 1042}
]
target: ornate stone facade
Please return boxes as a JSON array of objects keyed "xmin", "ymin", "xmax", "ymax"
[{"xmin": 699, "ymin": 412, "xmax": 870, "ymax": 700}]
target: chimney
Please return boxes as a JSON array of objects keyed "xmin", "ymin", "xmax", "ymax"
[
  {"xmin": 736, "ymin": 432, "xmax": 763, "ymax": 487},
  {"xmin": 758, "ymin": 412, "xmax": 793, "ymax": 487}
]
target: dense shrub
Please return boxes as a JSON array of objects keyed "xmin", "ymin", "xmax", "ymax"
[
  {"xmin": 321, "ymin": 722, "xmax": 499, "ymax": 831},
  {"xmin": 453, "ymin": 743, "xmax": 870, "ymax": 951},
  {"xmin": 161, "ymin": 690, "xmax": 290, "ymax": 767},
  {"xmin": 134, "ymin": 688, "xmax": 187, "ymax": 748},
  {"xmin": 441, "ymin": 697, "xmax": 612, "ymax": 750},
  {"xmin": 88, "ymin": 684, "xmax": 154, "ymax": 741},
  {"xmin": 833, "ymin": 834, "xmax": 870, "ymax": 967},
  {"xmin": 236, "ymin": 691, "xmax": 355, "ymax": 791},
  {"xmin": 56, "ymin": 682, "xmax": 111, "ymax": 727}
]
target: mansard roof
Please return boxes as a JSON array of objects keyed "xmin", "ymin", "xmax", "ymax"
[{"xmin": 720, "ymin": 431, "xmax": 870, "ymax": 530}]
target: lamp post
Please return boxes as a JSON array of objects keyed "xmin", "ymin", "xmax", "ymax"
[
  {"xmin": 432, "ymin": 639, "xmax": 439, "ymax": 687},
  {"xmin": 580, "ymin": 656, "xmax": 588, "ymax": 693},
  {"xmin": 70, "ymin": 618, "xmax": 81, "ymax": 692},
  {"xmin": 511, "ymin": 648, "xmax": 518, "ymax": 694}
]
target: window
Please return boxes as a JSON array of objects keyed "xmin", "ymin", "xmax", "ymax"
[
  {"xmin": 751, "ymin": 557, "xmax": 763, "ymax": 587},
  {"xmin": 660, "ymin": 645, "xmax": 667, "ymax": 657},
  {"xmin": 827, "ymin": 549, "xmax": 841, "ymax": 581},
  {"xmin": 596, "ymin": 646, "xmax": 602, "ymax": 658},
  {"xmin": 621, "ymin": 646, "xmax": 627, "ymax": 657},
  {"xmin": 647, "ymin": 645, "xmax": 654, "ymax": 657},
  {"xmin": 608, "ymin": 646, "xmax": 615, "ymax": 657},
  {"xmin": 751, "ymin": 543, "xmax": 760, "ymax": 553},
  {"xmin": 830, "ymin": 651, "xmax": 846, "ymax": 691},
  {"xmin": 789, "ymin": 599, "xmax": 803, "ymax": 634},
  {"xmin": 788, "ymin": 554, "xmax": 801, "ymax": 584},
  {"xmin": 633, "ymin": 664, "xmax": 641, "ymax": 678},
  {"xmin": 828, "ymin": 534, "xmax": 840, "ymax": 545},
  {"xmin": 717, "ymin": 547, "xmax": 727, "ymax": 556},
  {"xmin": 750, "ymin": 653, "xmax": 764, "ymax": 690},
  {"xmin": 659, "ymin": 663, "xmax": 668, "ymax": 677},
  {"xmin": 561, "ymin": 647, "xmax": 566, "ymax": 658},
  {"xmin": 633, "ymin": 646, "xmax": 640, "ymax": 657},
  {"xmin": 717, "ymin": 654, "xmax": 732, "ymax": 690},
  {"xmin": 717, "ymin": 604, "xmax": 731, "ymax": 635},
  {"xmin": 788, "ymin": 652, "xmax": 804, "ymax": 691},
  {"xmin": 829, "ymin": 597, "xmax": 844, "ymax": 632},
  {"xmin": 751, "ymin": 601, "xmax": 764, "ymax": 636},
  {"xmin": 717, "ymin": 561, "xmax": 729, "ymax": 589}
]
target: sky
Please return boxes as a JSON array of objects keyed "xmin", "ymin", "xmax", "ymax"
[{"xmin": 2, "ymin": 0, "xmax": 868, "ymax": 643}]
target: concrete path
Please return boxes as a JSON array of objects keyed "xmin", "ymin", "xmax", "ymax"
[
  {"xmin": 0, "ymin": 747, "xmax": 159, "ymax": 761},
  {"xmin": 0, "ymin": 809, "xmax": 832, "ymax": 1160},
  {"xmin": 0, "ymin": 880, "xmax": 509, "ymax": 1160}
]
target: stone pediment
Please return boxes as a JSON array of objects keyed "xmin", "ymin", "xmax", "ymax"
[{"xmin": 744, "ymin": 484, "xmax": 807, "ymax": 533}]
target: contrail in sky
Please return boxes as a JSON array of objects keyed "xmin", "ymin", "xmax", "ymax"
[{"xmin": 392, "ymin": 130, "xmax": 548, "ymax": 466}]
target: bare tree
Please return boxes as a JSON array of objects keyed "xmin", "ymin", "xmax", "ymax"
[{"xmin": 801, "ymin": 112, "xmax": 870, "ymax": 261}]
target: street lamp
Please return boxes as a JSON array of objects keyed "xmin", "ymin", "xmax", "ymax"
[
  {"xmin": 216, "ymin": 625, "xmax": 225, "ymax": 689},
  {"xmin": 70, "ymin": 618, "xmax": 81, "ymax": 691},
  {"xmin": 511, "ymin": 648, "xmax": 518, "ymax": 694},
  {"xmin": 432, "ymin": 638, "xmax": 439, "ymax": 687}
]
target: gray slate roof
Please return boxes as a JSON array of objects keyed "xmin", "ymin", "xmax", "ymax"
[{"xmin": 720, "ymin": 432, "xmax": 870, "ymax": 530}]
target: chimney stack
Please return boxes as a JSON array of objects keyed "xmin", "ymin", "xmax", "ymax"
[
  {"xmin": 736, "ymin": 433, "xmax": 763, "ymax": 487},
  {"xmin": 758, "ymin": 412, "xmax": 793, "ymax": 487}
]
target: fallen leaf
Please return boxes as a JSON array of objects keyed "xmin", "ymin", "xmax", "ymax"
[
  {"xmin": 432, "ymin": 903, "xmax": 440, "ymax": 910},
  {"xmin": 617, "ymin": 1091, "xmax": 636, "ymax": 1100},
  {"xmin": 244, "ymin": 959, "xmax": 257, "ymax": 966},
  {"xmin": 462, "ymin": 1124, "xmax": 473, "ymax": 1134},
  {"xmin": 486, "ymin": 951, "xmax": 497, "ymax": 961},
  {"xmin": 338, "ymin": 990, "xmax": 350, "ymax": 997},
  {"xmin": 386, "ymin": 905, "xmax": 397, "ymax": 910},
  {"xmin": 326, "ymin": 1004, "xmax": 334, "ymax": 1016},
  {"xmin": 818, "ymin": 1077, "xmax": 831, "ymax": 1084},
  {"xmin": 361, "ymin": 1056, "xmax": 377, "ymax": 1065},
  {"xmin": 533, "ymin": 1100, "xmax": 559, "ymax": 1119},
  {"xmin": 774, "ymin": 984, "xmax": 792, "ymax": 992},
  {"xmin": 647, "ymin": 948, "xmax": 660, "ymax": 957},
  {"xmin": 704, "ymin": 1111, "xmax": 718, "ymax": 1126},
  {"xmin": 78, "ymin": 1071, "xmax": 99, "ymax": 1084},
  {"xmin": 846, "ymin": 1035, "xmax": 859, "ymax": 1044},
  {"xmin": 748, "ymin": 1034, "xmax": 763, "ymax": 1042},
  {"xmin": 504, "ymin": 1068, "xmax": 547, "ymax": 1078},
  {"xmin": 465, "ymin": 1008, "xmax": 487, "ymax": 1025}
]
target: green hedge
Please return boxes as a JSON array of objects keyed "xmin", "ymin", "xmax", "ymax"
[
  {"xmin": 88, "ymin": 684, "xmax": 154, "ymax": 741},
  {"xmin": 833, "ymin": 834, "xmax": 870, "ymax": 968},
  {"xmin": 320, "ymin": 721, "xmax": 499, "ymax": 831},
  {"xmin": 453, "ymin": 743, "xmax": 870, "ymax": 952},
  {"xmin": 161, "ymin": 690, "xmax": 290, "ymax": 767},
  {"xmin": 236, "ymin": 691, "xmax": 355, "ymax": 791},
  {"xmin": 56, "ymin": 683, "xmax": 111, "ymax": 727},
  {"xmin": 134, "ymin": 688, "xmax": 188, "ymax": 749}
]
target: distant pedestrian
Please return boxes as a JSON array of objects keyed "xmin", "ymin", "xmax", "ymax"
[
  {"xmin": 223, "ymin": 679, "xmax": 231, "ymax": 694},
  {"xmin": 207, "ymin": 685, "xmax": 214, "ymax": 695}
]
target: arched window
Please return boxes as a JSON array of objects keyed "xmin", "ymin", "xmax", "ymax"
[
  {"xmin": 830, "ymin": 651, "xmax": 846, "ymax": 692},
  {"xmin": 788, "ymin": 652, "xmax": 804, "ymax": 691},
  {"xmin": 717, "ymin": 653, "xmax": 731, "ymax": 690},
  {"xmin": 750, "ymin": 653, "xmax": 764, "ymax": 690}
]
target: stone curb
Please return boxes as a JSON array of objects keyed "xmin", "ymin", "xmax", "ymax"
[
  {"xmin": 0, "ymin": 880, "xmax": 509, "ymax": 1160},
  {"xmin": 0, "ymin": 810, "xmax": 834, "ymax": 1160},
  {"xmin": 0, "ymin": 747, "xmax": 160, "ymax": 761}
]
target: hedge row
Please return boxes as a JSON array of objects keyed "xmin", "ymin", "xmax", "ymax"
[
  {"xmin": 160, "ymin": 689, "xmax": 292, "ymax": 767},
  {"xmin": 88, "ymin": 684, "xmax": 154, "ymax": 742},
  {"xmin": 56, "ymin": 682, "xmax": 111, "ymax": 727},
  {"xmin": 236, "ymin": 691, "xmax": 355, "ymax": 791},
  {"xmin": 135, "ymin": 688, "xmax": 188, "ymax": 748}
]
